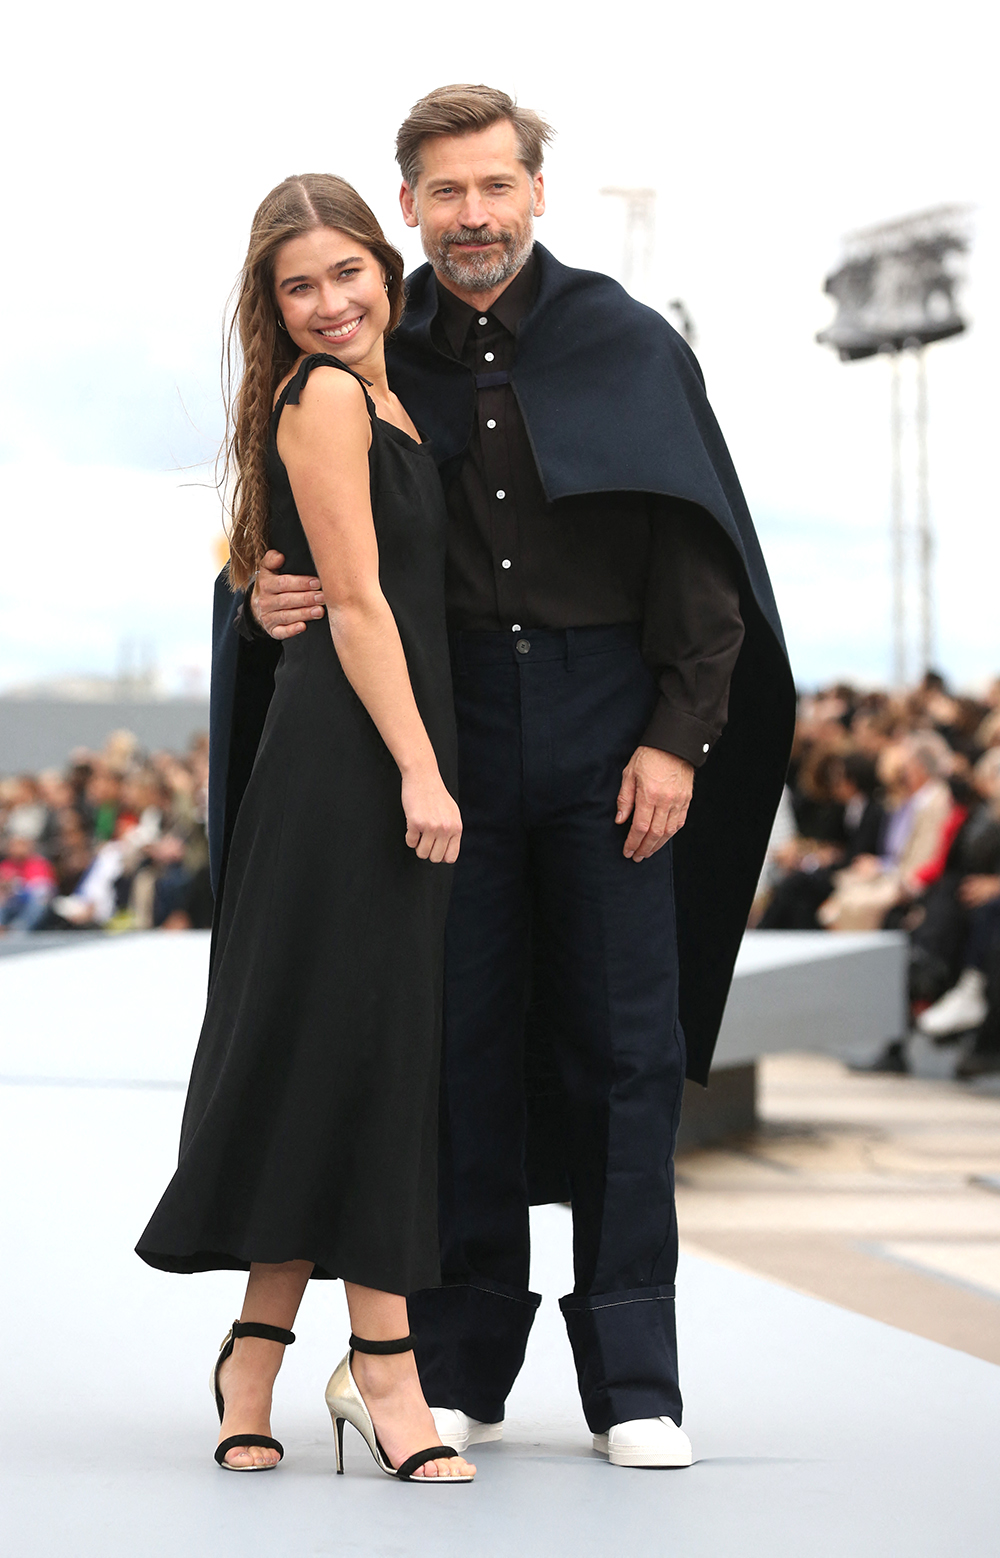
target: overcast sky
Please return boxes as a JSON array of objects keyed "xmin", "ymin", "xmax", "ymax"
[{"xmin": 1, "ymin": 0, "xmax": 996, "ymax": 694}]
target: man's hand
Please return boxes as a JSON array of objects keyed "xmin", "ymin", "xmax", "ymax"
[
  {"xmin": 959, "ymin": 874, "xmax": 1000, "ymax": 909},
  {"xmin": 616, "ymin": 746, "xmax": 694, "ymax": 862},
  {"xmin": 252, "ymin": 549, "xmax": 326, "ymax": 640}
]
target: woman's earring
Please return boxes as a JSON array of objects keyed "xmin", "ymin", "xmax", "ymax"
[{"xmin": 276, "ymin": 316, "xmax": 288, "ymax": 332}]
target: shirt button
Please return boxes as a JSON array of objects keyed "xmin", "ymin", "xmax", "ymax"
[
  {"xmin": 512, "ymin": 623, "xmax": 521, "ymax": 632},
  {"xmin": 484, "ymin": 351, "xmax": 495, "ymax": 362},
  {"xmin": 516, "ymin": 639, "xmax": 531, "ymax": 655},
  {"xmin": 501, "ymin": 558, "xmax": 511, "ymax": 569},
  {"xmin": 486, "ymin": 419, "xmax": 497, "ymax": 429},
  {"xmin": 478, "ymin": 316, "xmax": 488, "ymax": 325},
  {"xmin": 496, "ymin": 490, "xmax": 506, "ymax": 500},
  {"xmin": 703, "ymin": 743, "xmax": 710, "ymax": 753}
]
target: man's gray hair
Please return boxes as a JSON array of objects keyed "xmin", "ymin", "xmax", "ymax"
[{"xmin": 905, "ymin": 731, "xmax": 953, "ymax": 778}]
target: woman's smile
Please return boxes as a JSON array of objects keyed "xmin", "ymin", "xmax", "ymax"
[{"xmin": 316, "ymin": 314, "xmax": 364, "ymax": 344}]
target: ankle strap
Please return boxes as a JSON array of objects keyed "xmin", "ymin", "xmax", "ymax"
[
  {"xmin": 231, "ymin": 1320, "xmax": 296, "ymax": 1346},
  {"xmin": 349, "ymin": 1333, "xmax": 413, "ymax": 1355}
]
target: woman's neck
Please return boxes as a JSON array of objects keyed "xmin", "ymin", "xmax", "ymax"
[{"xmin": 352, "ymin": 340, "xmax": 390, "ymax": 403}]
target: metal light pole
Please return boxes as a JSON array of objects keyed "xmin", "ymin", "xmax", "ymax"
[
  {"xmin": 600, "ymin": 190, "xmax": 697, "ymax": 347},
  {"xmin": 600, "ymin": 187, "xmax": 656, "ymax": 298},
  {"xmin": 889, "ymin": 352, "xmax": 907, "ymax": 687},
  {"xmin": 914, "ymin": 346, "xmax": 934, "ymax": 673}
]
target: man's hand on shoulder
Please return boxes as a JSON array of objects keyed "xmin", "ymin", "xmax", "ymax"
[
  {"xmin": 252, "ymin": 550, "xmax": 326, "ymax": 640},
  {"xmin": 616, "ymin": 746, "xmax": 694, "ymax": 862}
]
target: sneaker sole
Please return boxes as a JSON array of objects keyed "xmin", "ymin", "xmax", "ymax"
[{"xmin": 593, "ymin": 1434, "xmax": 692, "ymax": 1468}]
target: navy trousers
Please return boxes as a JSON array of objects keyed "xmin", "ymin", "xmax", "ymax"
[{"xmin": 409, "ymin": 625, "xmax": 687, "ymax": 1435}]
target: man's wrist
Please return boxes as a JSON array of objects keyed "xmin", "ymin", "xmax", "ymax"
[
  {"xmin": 640, "ymin": 704, "xmax": 718, "ymax": 768},
  {"xmin": 634, "ymin": 744, "xmax": 693, "ymax": 774}
]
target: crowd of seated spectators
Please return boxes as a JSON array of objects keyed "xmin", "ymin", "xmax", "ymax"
[
  {"xmin": 754, "ymin": 672, "xmax": 1000, "ymax": 1079},
  {"xmin": 0, "ymin": 730, "xmax": 213, "ymax": 940},
  {"xmin": 5, "ymin": 677, "xmax": 999, "ymax": 1078}
]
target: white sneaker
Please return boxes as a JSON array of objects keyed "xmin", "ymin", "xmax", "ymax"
[
  {"xmin": 593, "ymin": 1417, "xmax": 693, "ymax": 1468},
  {"xmin": 430, "ymin": 1407, "xmax": 503, "ymax": 1454},
  {"xmin": 916, "ymin": 968, "xmax": 988, "ymax": 1038}
]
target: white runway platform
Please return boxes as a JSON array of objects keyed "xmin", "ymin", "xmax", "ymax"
[{"xmin": 2, "ymin": 935, "xmax": 998, "ymax": 1557}]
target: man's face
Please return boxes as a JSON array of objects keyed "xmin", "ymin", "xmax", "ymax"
[
  {"xmin": 400, "ymin": 120, "xmax": 545, "ymax": 294},
  {"xmin": 902, "ymin": 755, "xmax": 931, "ymax": 795}
]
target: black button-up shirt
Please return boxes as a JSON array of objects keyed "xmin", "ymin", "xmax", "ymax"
[{"xmin": 431, "ymin": 252, "xmax": 745, "ymax": 768}]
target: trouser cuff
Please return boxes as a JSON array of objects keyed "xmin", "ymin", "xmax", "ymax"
[
  {"xmin": 559, "ymin": 1284, "xmax": 682, "ymax": 1434},
  {"xmin": 409, "ymin": 1277, "xmax": 541, "ymax": 1424}
]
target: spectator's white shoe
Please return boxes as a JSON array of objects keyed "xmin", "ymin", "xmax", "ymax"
[
  {"xmin": 430, "ymin": 1408, "xmax": 503, "ymax": 1454},
  {"xmin": 593, "ymin": 1417, "xmax": 693, "ymax": 1467},
  {"xmin": 916, "ymin": 969, "xmax": 988, "ymax": 1038}
]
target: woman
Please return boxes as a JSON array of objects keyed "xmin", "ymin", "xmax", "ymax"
[{"xmin": 137, "ymin": 175, "xmax": 474, "ymax": 1483}]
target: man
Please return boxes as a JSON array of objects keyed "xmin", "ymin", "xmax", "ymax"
[
  {"xmin": 212, "ymin": 85, "xmax": 794, "ymax": 1467},
  {"xmin": 760, "ymin": 753, "xmax": 885, "ymax": 930},
  {"xmin": 818, "ymin": 734, "xmax": 953, "ymax": 931}
]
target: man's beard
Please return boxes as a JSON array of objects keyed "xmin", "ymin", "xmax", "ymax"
[{"xmin": 426, "ymin": 214, "xmax": 534, "ymax": 292}]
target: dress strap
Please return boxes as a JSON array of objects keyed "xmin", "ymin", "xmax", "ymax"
[{"xmin": 274, "ymin": 353, "xmax": 376, "ymax": 420}]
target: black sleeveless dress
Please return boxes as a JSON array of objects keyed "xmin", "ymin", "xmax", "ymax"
[{"xmin": 137, "ymin": 355, "xmax": 457, "ymax": 1294}]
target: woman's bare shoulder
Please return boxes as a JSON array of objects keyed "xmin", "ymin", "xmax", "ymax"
[
  {"xmin": 276, "ymin": 366, "xmax": 372, "ymax": 458},
  {"xmin": 273, "ymin": 360, "xmax": 369, "ymax": 415}
]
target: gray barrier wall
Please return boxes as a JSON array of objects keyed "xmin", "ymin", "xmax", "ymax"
[{"xmin": 0, "ymin": 699, "xmax": 211, "ymax": 773}]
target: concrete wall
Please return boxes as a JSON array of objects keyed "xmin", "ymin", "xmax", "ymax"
[{"xmin": 0, "ymin": 699, "xmax": 210, "ymax": 773}]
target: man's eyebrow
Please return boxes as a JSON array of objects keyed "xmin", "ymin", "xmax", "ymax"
[
  {"xmin": 277, "ymin": 258, "xmax": 365, "ymax": 289},
  {"xmin": 426, "ymin": 173, "xmax": 514, "ymax": 189}
]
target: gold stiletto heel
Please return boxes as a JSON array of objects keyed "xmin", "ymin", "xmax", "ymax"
[
  {"xmin": 324, "ymin": 1334, "xmax": 474, "ymax": 1483},
  {"xmin": 211, "ymin": 1318, "xmax": 296, "ymax": 1471}
]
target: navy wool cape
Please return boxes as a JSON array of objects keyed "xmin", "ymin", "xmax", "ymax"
[{"xmin": 207, "ymin": 243, "xmax": 795, "ymax": 1131}]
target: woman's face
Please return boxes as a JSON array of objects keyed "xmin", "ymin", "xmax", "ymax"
[{"xmin": 274, "ymin": 227, "xmax": 390, "ymax": 363}]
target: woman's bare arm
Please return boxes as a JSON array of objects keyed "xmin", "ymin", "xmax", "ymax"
[{"xmin": 276, "ymin": 368, "xmax": 460, "ymax": 864}]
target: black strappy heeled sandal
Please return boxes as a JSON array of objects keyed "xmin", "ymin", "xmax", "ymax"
[
  {"xmin": 324, "ymin": 1334, "xmax": 474, "ymax": 1482},
  {"xmin": 212, "ymin": 1319, "xmax": 296, "ymax": 1471}
]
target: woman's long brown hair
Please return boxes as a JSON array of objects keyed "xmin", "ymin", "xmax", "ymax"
[{"xmin": 221, "ymin": 174, "xmax": 406, "ymax": 590}]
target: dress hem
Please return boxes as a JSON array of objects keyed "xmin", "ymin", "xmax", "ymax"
[{"xmin": 134, "ymin": 1241, "xmax": 441, "ymax": 1296}]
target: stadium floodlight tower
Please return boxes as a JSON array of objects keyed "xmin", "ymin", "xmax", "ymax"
[{"xmin": 817, "ymin": 205, "xmax": 971, "ymax": 686}]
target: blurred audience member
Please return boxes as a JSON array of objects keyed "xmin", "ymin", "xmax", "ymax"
[
  {"xmin": 0, "ymin": 834, "xmax": 56, "ymax": 933},
  {"xmin": 912, "ymin": 750, "xmax": 1000, "ymax": 1072},
  {"xmin": 0, "ymin": 776, "xmax": 47, "ymax": 844},
  {"xmin": 760, "ymin": 754, "xmax": 885, "ymax": 930},
  {"xmin": 817, "ymin": 734, "xmax": 953, "ymax": 931}
]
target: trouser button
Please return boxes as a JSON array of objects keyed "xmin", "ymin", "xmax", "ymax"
[{"xmin": 515, "ymin": 638, "xmax": 531, "ymax": 655}]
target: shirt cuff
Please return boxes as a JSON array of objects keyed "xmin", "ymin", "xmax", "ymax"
[{"xmin": 640, "ymin": 702, "xmax": 719, "ymax": 768}]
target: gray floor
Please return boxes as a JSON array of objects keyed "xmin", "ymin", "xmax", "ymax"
[{"xmin": 3, "ymin": 937, "xmax": 999, "ymax": 1556}]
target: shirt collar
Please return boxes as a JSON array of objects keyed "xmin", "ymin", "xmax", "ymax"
[{"xmin": 433, "ymin": 247, "xmax": 539, "ymax": 358}]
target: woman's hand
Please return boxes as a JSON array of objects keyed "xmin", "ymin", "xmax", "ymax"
[{"xmin": 401, "ymin": 769, "xmax": 462, "ymax": 864}]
